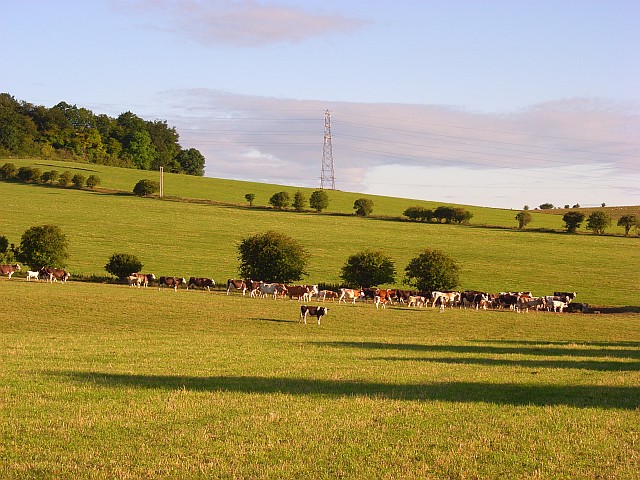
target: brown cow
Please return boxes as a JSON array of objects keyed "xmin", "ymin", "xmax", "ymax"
[
  {"xmin": 338, "ymin": 288, "xmax": 364, "ymax": 304},
  {"xmin": 188, "ymin": 277, "xmax": 215, "ymax": 291},
  {"xmin": 39, "ymin": 267, "xmax": 70, "ymax": 283},
  {"xmin": 0, "ymin": 264, "xmax": 21, "ymax": 279},
  {"xmin": 226, "ymin": 279, "xmax": 247, "ymax": 295},
  {"xmin": 158, "ymin": 276, "xmax": 186, "ymax": 292},
  {"xmin": 286, "ymin": 284, "xmax": 319, "ymax": 301}
]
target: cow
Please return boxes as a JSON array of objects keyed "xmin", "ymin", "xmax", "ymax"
[
  {"xmin": 226, "ymin": 279, "xmax": 247, "ymax": 296},
  {"xmin": 158, "ymin": 276, "xmax": 186, "ymax": 292},
  {"xmin": 338, "ymin": 288, "xmax": 364, "ymax": 304},
  {"xmin": 394, "ymin": 289, "xmax": 417, "ymax": 304},
  {"xmin": 317, "ymin": 290, "xmax": 339, "ymax": 302},
  {"xmin": 566, "ymin": 302, "xmax": 589, "ymax": 313},
  {"xmin": 374, "ymin": 295, "xmax": 387, "ymax": 309},
  {"xmin": 131, "ymin": 273, "xmax": 155, "ymax": 288},
  {"xmin": 127, "ymin": 275, "xmax": 140, "ymax": 287},
  {"xmin": 299, "ymin": 305, "xmax": 328, "ymax": 325},
  {"xmin": 516, "ymin": 296, "xmax": 546, "ymax": 313},
  {"xmin": 550, "ymin": 300, "xmax": 568, "ymax": 312},
  {"xmin": 257, "ymin": 282, "xmax": 287, "ymax": 299},
  {"xmin": 361, "ymin": 288, "xmax": 378, "ymax": 303},
  {"xmin": 39, "ymin": 267, "xmax": 70, "ymax": 283},
  {"xmin": 407, "ymin": 295, "xmax": 427, "ymax": 307},
  {"xmin": 187, "ymin": 277, "xmax": 215, "ymax": 291},
  {"xmin": 552, "ymin": 292, "xmax": 577, "ymax": 303},
  {"xmin": 26, "ymin": 270, "xmax": 39, "ymax": 281},
  {"xmin": 461, "ymin": 291, "xmax": 489, "ymax": 310},
  {"xmin": 247, "ymin": 280, "xmax": 262, "ymax": 298},
  {"xmin": 376, "ymin": 289, "xmax": 396, "ymax": 306},
  {"xmin": 0, "ymin": 264, "xmax": 21, "ymax": 279},
  {"xmin": 432, "ymin": 291, "xmax": 460, "ymax": 308},
  {"xmin": 286, "ymin": 284, "xmax": 319, "ymax": 301}
]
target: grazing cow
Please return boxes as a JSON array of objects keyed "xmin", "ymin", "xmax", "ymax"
[
  {"xmin": 26, "ymin": 270, "xmax": 39, "ymax": 281},
  {"xmin": 39, "ymin": 267, "xmax": 70, "ymax": 283},
  {"xmin": 127, "ymin": 275, "xmax": 140, "ymax": 287},
  {"xmin": 0, "ymin": 264, "xmax": 21, "ymax": 279},
  {"xmin": 299, "ymin": 305, "xmax": 328, "ymax": 325},
  {"xmin": 338, "ymin": 288, "xmax": 364, "ymax": 304},
  {"xmin": 187, "ymin": 277, "xmax": 215, "ymax": 291},
  {"xmin": 318, "ymin": 290, "xmax": 339, "ymax": 302},
  {"xmin": 287, "ymin": 285, "xmax": 312, "ymax": 301},
  {"xmin": 553, "ymin": 292, "xmax": 577, "ymax": 303},
  {"xmin": 257, "ymin": 282, "xmax": 287, "ymax": 299},
  {"xmin": 461, "ymin": 291, "xmax": 489, "ymax": 310},
  {"xmin": 158, "ymin": 276, "xmax": 186, "ymax": 292},
  {"xmin": 516, "ymin": 296, "xmax": 546, "ymax": 313},
  {"xmin": 226, "ymin": 279, "xmax": 247, "ymax": 296},
  {"xmin": 432, "ymin": 291, "xmax": 460, "ymax": 308},
  {"xmin": 131, "ymin": 273, "xmax": 155, "ymax": 287},
  {"xmin": 407, "ymin": 295, "xmax": 427, "ymax": 307},
  {"xmin": 550, "ymin": 300, "xmax": 568, "ymax": 312},
  {"xmin": 361, "ymin": 288, "xmax": 378, "ymax": 303}
]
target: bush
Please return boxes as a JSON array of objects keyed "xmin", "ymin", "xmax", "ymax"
[
  {"xmin": 85, "ymin": 175, "xmax": 101, "ymax": 188},
  {"xmin": 292, "ymin": 190, "xmax": 307, "ymax": 212},
  {"xmin": 309, "ymin": 190, "xmax": 329, "ymax": 212},
  {"xmin": 16, "ymin": 224, "xmax": 69, "ymax": 269},
  {"xmin": 617, "ymin": 214, "xmax": 638, "ymax": 236},
  {"xmin": 340, "ymin": 250, "xmax": 396, "ymax": 288},
  {"xmin": 403, "ymin": 206, "xmax": 432, "ymax": 222},
  {"xmin": 586, "ymin": 211, "xmax": 612, "ymax": 235},
  {"xmin": 16, "ymin": 166, "xmax": 41, "ymax": 183},
  {"xmin": 353, "ymin": 198, "xmax": 373, "ymax": 216},
  {"xmin": 72, "ymin": 173, "xmax": 86, "ymax": 188},
  {"xmin": 105, "ymin": 253, "xmax": 143, "ymax": 280},
  {"xmin": 269, "ymin": 191, "xmax": 290, "ymax": 209},
  {"xmin": 237, "ymin": 231, "xmax": 308, "ymax": 283},
  {"xmin": 0, "ymin": 162, "xmax": 18, "ymax": 179},
  {"xmin": 133, "ymin": 179, "xmax": 160, "ymax": 196},
  {"xmin": 41, "ymin": 170, "xmax": 59, "ymax": 184},
  {"xmin": 404, "ymin": 248, "xmax": 460, "ymax": 292},
  {"xmin": 58, "ymin": 171, "xmax": 73, "ymax": 187},
  {"xmin": 244, "ymin": 193, "xmax": 256, "ymax": 206},
  {"xmin": 539, "ymin": 203, "xmax": 554, "ymax": 210},
  {"xmin": 562, "ymin": 211, "xmax": 586, "ymax": 233},
  {"xmin": 515, "ymin": 211, "xmax": 532, "ymax": 229}
]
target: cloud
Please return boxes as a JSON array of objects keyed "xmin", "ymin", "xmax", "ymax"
[
  {"xmin": 151, "ymin": 89, "xmax": 640, "ymax": 208},
  {"xmin": 117, "ymin": 0, "xmax": 370, "ymax": 46}
]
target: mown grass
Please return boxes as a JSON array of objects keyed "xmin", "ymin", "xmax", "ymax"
[{"xmin": 1, "ymin": 280, "xmax": 638, "ymax": 479}]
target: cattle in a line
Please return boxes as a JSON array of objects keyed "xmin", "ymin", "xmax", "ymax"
[
  {"xmin": 132, "ymin": 273, "xmax": 156, "ymax": 288},
  {"xmin": 361, "ymin": 288, "xmax": 378, "ymax": 303},
  {"xmin": 0, "ymin": 264, "xmax": 21, "ymax": 279},
  {"xmin": 26, "ymin": 270, "xmax": 39, "ymax": 281},
  {"xmin": 158, "ymin": 276, "xmax": 187, "ymax": 292},
  {"xmin": 187, "ymin": 277, "xmax": 215, "ymax": 291},
  {"xmin": 39, "ymin": 267, "xmax": 70, "ymax": 283},
  {"xmin": 317, "ymin": 290, "xmax": 339, "ymax": 302},
  {"xmin": 299, "ymin": 305, "xmax": 328, "ymax": 325},
  {"xmin": 286, "ymin": 284, "xmax": 319, "ymax": 301},
  {"xmin": 226, "ymin": 279, "xmax": 247, "ymax": 295},
  {"xmin": 338, "ymin": 288, "xmax": 364, "ymax": 304}
]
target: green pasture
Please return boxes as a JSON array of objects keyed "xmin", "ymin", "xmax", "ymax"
[
  {"xmin": 1, "ymin": 280, "xmax": 638, "ymax": 479},
  {"xmin": 1, "ymin": 176, "xmax": 638, "ymax": 307}
]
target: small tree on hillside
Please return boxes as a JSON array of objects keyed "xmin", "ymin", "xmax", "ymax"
[
  {"xmin": 237, "ymin": 231, "xmax": 308, "ymax": 283},
  {"xmin": 0, "ymin": 162, "xmax": 18, "ymax": 179},
  {"xmin": 244, "ymin": 193, "xmax": 256, "ymax": 206},
  {"xmin": 85, "ymin": 175, "xmax": 101, "ymax": 188},
  {"xmin": 42, "ymin": 170, "xmax": 59, "ymax": 184},
  {"xmin": 72, "ymin": 173, "xmax": 86, "ymax": 188},
  {"xmin": 353, "ymin": 198, "xmax": 373, "ymax": 217},
  {"xmin": 105, "ymin": 253, "xmax": 143, "ymax": 280},
  {"xmin": 515, "ymin": 211, "xmax": 532, "ymax": 229},
  {"xmin": 586, "ymin": 211, "xmax": 612, "ymax": 235},
  {"xmin": 562, "ymin": 211, "xmax": 586, "ymax": 233},
  {"xmin": 539, "ymin": 203, "xmax": 554, "ymax": 210},
  {"xmin": 404, "ymin": 248, "xmax": 460, "ymax": 292},
  {"xmin": 340, "ymin": 250, "xmax": 396, "ymax": 288},
  {"xmin": 133, "ymin": 179, "xmax": 160, "ymax": 196},
  {"xmin": 451, "ymin": 207, "xmax": 473, "ymax": 225},
  {"xmin": 269, "ymin": 191, "xmax": 290, "ymax": 209},
  {"xmin": 58, "ymin": 171, "xmax": 73, "ymax": 187},
  {"xmin": 16, "ymin": 224, "xmax": 69, "ymax": 269},
  {"xmin": 309, "ymin": 190, "xmax": 329, "ymax": 212},
  {"xmin": 292, "ymin": 190, "xmax": 307, "ymax": 212},
  {"xmin": 617, "ymin": 215, "xmax": 638, "ymax": 236}
]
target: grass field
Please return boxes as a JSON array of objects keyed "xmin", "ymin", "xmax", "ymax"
[{"xmin": 1, "ymin": 280, "xmax": 639, "ymax": 479}]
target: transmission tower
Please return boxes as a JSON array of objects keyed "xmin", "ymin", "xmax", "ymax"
[{"xmin": 320, "ymin": 109, "xmax": 335, "ymax": 190}]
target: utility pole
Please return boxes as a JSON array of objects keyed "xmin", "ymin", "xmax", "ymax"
[
  {"xmin": 159, "ymin": 167, "xmax": 164, "ymax": 198},
  {"xmin": 320, "ymin": 109, "xmax": 335, "ymax": 190}
]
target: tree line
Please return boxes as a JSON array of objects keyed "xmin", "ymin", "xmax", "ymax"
[{"xmin": 0, "ymin": 93, "xmax": 205, "ymax": 176}]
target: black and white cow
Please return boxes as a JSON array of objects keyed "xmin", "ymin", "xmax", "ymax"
[{"xmin": 299, "ymin": 305, "xmax": 328, "ymax": 325}]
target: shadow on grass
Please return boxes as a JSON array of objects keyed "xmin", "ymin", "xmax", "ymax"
[
  {"xmin": 371, "ymin": 356, "xmax": 640, "ymax": 372},
  {"xmin": 54, "ymin": 371, "xmax": 639, "ymax": 409},
  {"xmin": 314, "ymin": 342, "xmax": 640, "ymax": 360}
]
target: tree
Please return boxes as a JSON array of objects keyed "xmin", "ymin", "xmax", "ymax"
[
  {"xmin": 176, "ymin": 148, "xmax": 205, "ymax": 176},
  {"xmin": 71, "ymin": 173, "xmax": 85, "ymax": 188},
  {"xmin": 539, "ymin": 203, "xmax": 554, "ymax": 210},
  {"xmin": 403, "ymin": 206, "xmax": 432, "ymax": 222},
  {"xmin": 292, "ymin": 190, "xmax": 307, "ymax": 212},
  {"xmin": 133, "ymin": 179, "xmax": 159, "ymax": 196},
  {"xmin": 451, "ymin": 207, "xmax": 473, "ymax": 225},
  {"xmin": 523, "ymin": 205, "xmax": 530, "ymax": 210},
  {"xmin": 404, "ymin": 248, "xmax": 460, "ymax": 292},
  {"xmin": 237, "ymin": 231, "xmax": 308, "ymax": 283},
  {"xmin": 353, "ymin": 198, "xmax": 373, "ymax": 216},
  {"xmin": 309, "ymin": 190, "xmax": 329, "ymax": 212},
  {"xmin": 0, "ymin": 162, "xmax": 18, "ymax": 179},
  {"xmin": 586, "ymin": 211, "xmax": 612, "ymax": 235},
  {"xmin": 269, "ymin": 191, "xmax": 290, "ymax": 209},
  {"xmin": 244, "ymin": 193, "xmax": 256, "ymax": 206},
  {"xmin": 58, "ymin": 171, "xmax": 73, "ymax": 187},
  {"xmin": 433, "ymin": 206, "xmax": 454, "ymax": 223},
  {"xmin": 617, "ymin": 215, "xmax": 638, "ymax": 236},
  {"xmin": 562, "ymin": 211, "xmax": 586, "ymax": 233},
  {"xmin": 105, "ymin": 253, "xmax": 143, "ymax": 280},
  {"xmin": 42, "ymin": 170, "xmax": 59, "ymax": 184},
  {"xmin": 16, "ymin": 224, "xmax": 69, "ymax": 269},
  {"xmin": 85, "ymin": 175, "xmax": 101, "ymax": 188},
  {"xmin": 515, "ymin": 211, "xmax": 532, "ymax": 229},
  {"xmin": 340, "ymin": 250, "xmax": 396, "ymax": 288},
  {"xmin": 16, "ymin": 166, "xmax": 40, "ymax": 183}
]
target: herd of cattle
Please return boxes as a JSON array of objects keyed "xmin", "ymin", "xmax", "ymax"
[{"xmin": 2, "ymin": 263, "xmax": 586, "ymax": 317}]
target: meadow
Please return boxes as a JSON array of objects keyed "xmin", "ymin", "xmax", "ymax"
[
  {"xmin": 1, "ymin": 280, "xmax": 639, "ymax": 479},
  {"xmin": 1, "ymin": 158, "xmax": 639, "ymax": 478}
]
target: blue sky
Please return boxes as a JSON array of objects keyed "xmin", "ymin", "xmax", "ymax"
[{"xmin": 2, "ymin": 0, "xmax": 639, "ymax": 208}]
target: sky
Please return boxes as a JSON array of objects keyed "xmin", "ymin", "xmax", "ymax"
[{"xmin": 2, "ymin": 0, "xmax": 639, "ymax": 209}]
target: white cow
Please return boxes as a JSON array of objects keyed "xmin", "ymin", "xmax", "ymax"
[{"xmin": 26, "ymin": 270, "xmax": 39, "ymax": 281}]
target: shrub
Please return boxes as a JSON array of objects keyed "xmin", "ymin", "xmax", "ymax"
[
  {"xmin": 404, "ymin": 248, "xmax": 460, "ymax": 292},
  {"xmin": 292, "ymin": 190, "xmax": 307, "ymax": 212},
  {"xmin": 353, "ymin": 198, "xmax": 373, "ymax": 217},
  {"xmin": 617, "ymin": 215, "xmax": 638, "ymax": 236},
  {"xmin": 562, "ymin": 211, "xmax": 586, "ymax": 233},
  {"xmin": 237, "ymin": 231, "xmax": 308, "ymax": 283},
  {"xmin": 72, "ymin": 173, "xmax": 86, "ymax": 188},
  {"xmin": 133, "ymin": 179, "xmax": 160, "ymax": 196},
  {"xmin": 539, "ymin": 203, "xmax": 554, "ymax": 210},
  {"xmin": 269, "ymin": 191, "xmax": 291, "ymax": 209},
  {"xmin": 16, "ymin": 166, "xmax": 40, "ymax": 183},
  {"xmin": 340, "ymin": 250, "xmax": 396, "ymax": 288},
  {"xmin": 403, "ymin": 206, "xmax": 432, "ymax": 222},
  {"xmin": 309, "ymin": 190, "xmax": 329, "ymax": 212},
  {"xmin": 16, "ymin": 224, "xmax": 69, "ymax": 269},
  {"xmin": 58, "ymin": 171, "xmax": 73, "ymax": 187},
  {"xmin": 0, "ymin": 162, "xmax": 18, "ymax": 179},
  {"xmin": 244, "ymin": 193, "xmax": 256, "ymax": 206},
  {"xmin": 515, "ymin": 211, "xmax": 532, "ymax": 229},
  {"xmin": 586, "ymin": 211, "xmax": 612, "ymax": 235},
  {"xmin": 41, "ymin": 170, "xmax": 59, "ymax": 184},
  {"xmin": 105, "ymin": 253, "xmax": 143, "ymax": 280},
  {"xmin": 85, "ymin": 175, "xmax": 101, "ymax": 188}
]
